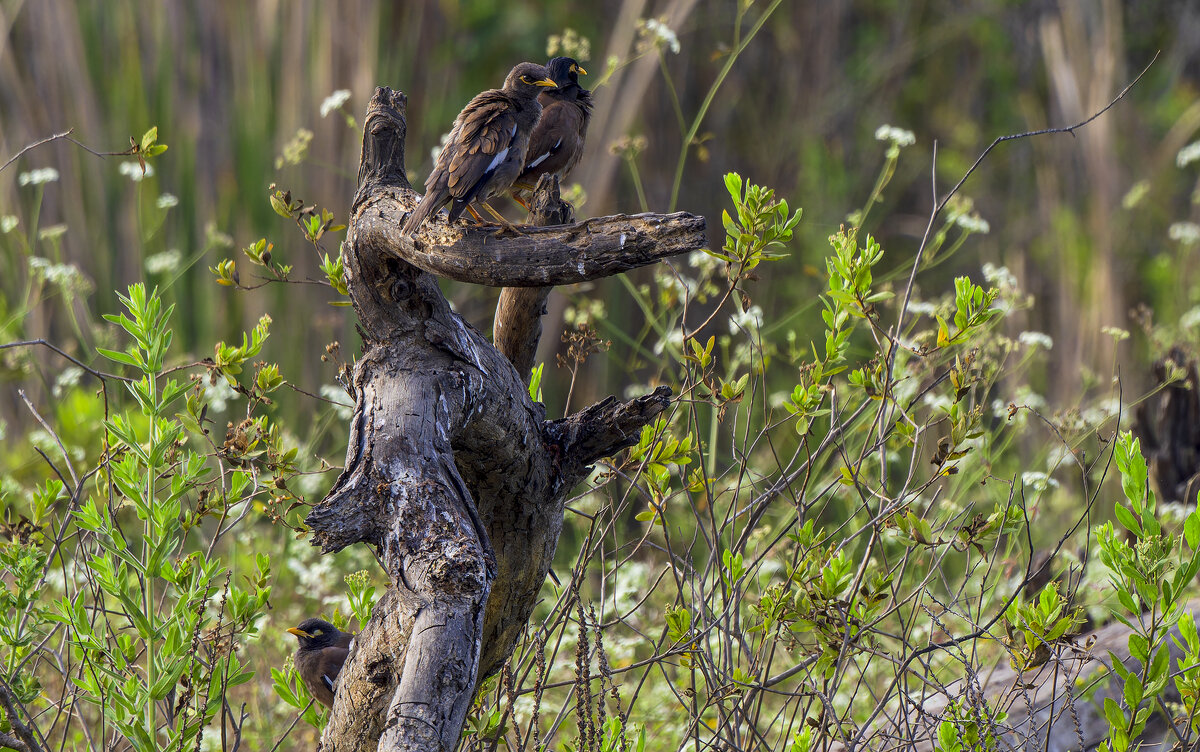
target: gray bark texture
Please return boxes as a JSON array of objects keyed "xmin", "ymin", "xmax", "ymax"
[{"xmin": 305, "ymin": 87, "xmax": 705, "ymax": 751}]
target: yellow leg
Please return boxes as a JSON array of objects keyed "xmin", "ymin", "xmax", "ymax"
[{"xmin": 479, "ymin": 200, "xmax": 522, "ymax": 235}]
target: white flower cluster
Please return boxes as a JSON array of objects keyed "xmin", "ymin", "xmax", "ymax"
[
  {"xmin": 28, "ymin": 257, "xmax": 91, "ymax": 294},
  {"xmin": 1177, "ymin": 140, "xmax": 1200, "ymax": 168},
  {"xmin": 954, "ymin": 212, "xmax": 990, "ymax": 234},
  {"xmin": 321, "ymin": 89, "xmax": 352, "ymax": 118},
  {"xmin": 728, "ymin": 304, "xmax": 763, "ymax": 335},
  {"xmin": 641, "ymin": 17, "xmax": 681, "ymax": 53},
  {"xmin": 19, "ymin": 167, "xmax": 59, "ymax": 186},
  {"xmin": 874, "ymin": 125, "xmax": 916, "ymax": 147},
  {"xmin": 145, "ymin": 249, "xmax": 182, "ymax": 276},
  {"xmin": 981, "ymin": 262, "xmax": 1018, "ymax": 291},
  {"xmin": 1021, "ymin": 471, "xmax": 1059, "ymax": 491},
  {"xmin": 0, "ymin": 216, "xmax": 17, "ymax": 234},
  {"xmin": 156, "ymin": 192, "xmax": 179, "ymax": 209},
  {"xmin": 119, "ymin": 161, "xmax": 154, "ymax": 181},
  {"xmin": 52, "ymin": 366, "xmax": 84, "ymax": 398},
  {"xmin": 203, "ymin": 378, "xmax": 238, "ymax": 413},
  {"xmin": 1017, "ymin": 331, "xmax": 1053, "ymax": 350},
  {"xmin": 1169, "ymin": 222, "xmax": 1200, "ymax": 245}
]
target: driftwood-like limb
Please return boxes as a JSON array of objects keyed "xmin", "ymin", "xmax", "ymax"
[
  {"xmin": 308, "ymin": 87, "xmax": 703, "ymax": 752},
  {"xmin": 493, "ymin": 174, "xmax": 574, "ymax": 380}
]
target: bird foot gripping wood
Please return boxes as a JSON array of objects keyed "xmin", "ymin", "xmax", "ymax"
[{"xmin": 308, "ymin": 86, "xmax": 704, "ymax": 752}]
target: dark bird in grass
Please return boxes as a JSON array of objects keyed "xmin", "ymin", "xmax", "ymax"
[
  {"xmin": 288, "ymin": 618, "xmax": 354, "ymax": 708},
  {"xmin": 512, "ymin": 57, "xmax": 592, "ymax": 207},
  {"xmin": 402, "ymin": 62, "xmax": 557, "ymax": 235}
]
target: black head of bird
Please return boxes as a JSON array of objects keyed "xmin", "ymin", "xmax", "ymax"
[
  {"xmin": 287, "ymin": 618, "xmax": 354, "ymax": 708},
  {"xmin": 513, "ymin": 57, "xmax": 593, "ymax": 204},
  {"xmin": 546, "ymin": 56, "xmax": 587, "ymax": 92},
  {"xmin": 402, "ymin": 62, "xmax": 557, "ymax": 235}
]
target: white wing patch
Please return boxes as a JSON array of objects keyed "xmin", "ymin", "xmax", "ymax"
[
  {"xmin": 322, "ymin": 674, "xmax": 335, "ymax": 691},
  {"xmin": 486, "ymin": 147, "xmax": 510, "ymax": 173},
  {"xmin": 526, "ymin": 151, "xmax": 551, "ymax": 169}
]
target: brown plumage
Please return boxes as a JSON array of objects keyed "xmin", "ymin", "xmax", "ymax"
[
  {"xmin": 288, "ymin": 618, "xmax": 354, "ymax": 708},
  {"xmin": 514, "ymin": 57, "xmax": 592, "ymax": 196},
  {"xmin": 402, "ymin": 62, "xmax": 557, "ymax": 235}
]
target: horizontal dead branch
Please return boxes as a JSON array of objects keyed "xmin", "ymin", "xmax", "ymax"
[{"xmin": 356, "ymin": 196, "xmax": 706, "ymax": 287}]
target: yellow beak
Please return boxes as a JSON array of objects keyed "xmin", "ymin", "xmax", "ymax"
[
  {"xmin": 534, "ymin": 77, "xmax": 558, "ymax": 87},
  {"xmin": 572, "ymin": 64, "xmax": 587, "ymax": 76},
  {"xmin": 287, "ymin": 627, "xmax": 312, "ymax": 638}
]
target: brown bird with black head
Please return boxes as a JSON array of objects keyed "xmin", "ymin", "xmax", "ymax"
[
  {"xmin": 287, "ymin": 618, "xmax": 354, "ymax": 709},
  {"xmin": 402, "ymin": 62, "xmax": 557, "ymax": 235},
  {"xmin": 512, "ymin": 57, "xmax": 592, "ymax": 206}
]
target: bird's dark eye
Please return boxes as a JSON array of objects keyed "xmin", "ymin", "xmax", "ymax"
[{"xmin": 520, "ymin": 75, "xmax": 531, "ymax": 84}]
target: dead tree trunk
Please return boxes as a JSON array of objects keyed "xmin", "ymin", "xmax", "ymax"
[{"xmin": 305, "ymin": 88, "xmax": 705, "ymax": 751}]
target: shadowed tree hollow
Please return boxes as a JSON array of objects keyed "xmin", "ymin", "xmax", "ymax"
[{"xmin": 303, "ymin": 87, "xmax": 705, "ymax": 751}]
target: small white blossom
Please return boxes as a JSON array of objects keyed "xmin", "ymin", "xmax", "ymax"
[
  {"xmin": 923, "ymin": 392, "xmax": 953, "ymax": 413},
  {"xmin": 728, "ymin": 304, "xmax": 763, "ymax": 335},
  {"xmin": 641, "ymin": 18, "xmax": 680, "ymax": 53},
  {"xmin": 1021, "ymin": 471, "xmax": 1059, "ymax": 491},
  {"xmin": 28, "ymin": 257, "xmax": 91, "ymax": 294},
  {"xmin": 19, "ymin": 167, "xmax": 59, "ymax": 186},
  {"xmin": 145, "ymin": 248, "xmax": 182, "ymax": 276},
  {"xmin": 653, "ymin": 327, "xmax": 684, "ymax": 356},
  {"xmin": 954, "ymin": 212, "xmax": 990, "ymax": 234},
  {"xmin": 1177, "ymin": 140, "xmax": 1200, "ymax": 168},
  {"xmin": 52, "ymin": 366, "xmax": 84, "ymax": 398},
  {"xmin": 0, "ymin": 216, "xmax": 17, "ymax": 234},
  {"xmin": 118, "ymin": 161, "xmax": 154, "ymax": 181},
  {"xmin": 981, "ymin": 262, "xmax": 1018, "ymax": 290},
  {"xmin": 1169, "ymin": 222, "xmax": 1200, "ymax": 245},
  {"xmin": 1101, "ymin": 326, "xmax": 1130, "ymax": 341},
  {"xmin": 320, "ymin": 385, "xmax": 354, "ymax": 420},
  {"xmin": 1181, "ymin": 306, "xmax": 1200, "ymax": 331},
  {"xmin": 874, "ymin": 125, "xmax": 916, "ymax": 147},
  {"xmin": 1018, "ymin": 331, "xmax": 1053, "ymax": 350},
  {"xmin": 204, "ymin": 378, "xmax": 238, "ymax": 413},
  {"xmin": 156, "ymin": 192, "xmax": 179, "ymax": 209},
  {"xmin": 321, "ymin": 89, "xmax": 352, "ymax": 118},
  {"xmin": 206, "ymin": 222, "xmax": 234, "ymax": 249}
]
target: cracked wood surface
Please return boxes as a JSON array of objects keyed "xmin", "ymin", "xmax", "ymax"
[{"xmin": 306, "ymin": 87, "xmax": 703, "ymax": 751}]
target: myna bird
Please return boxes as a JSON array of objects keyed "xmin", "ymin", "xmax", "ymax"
[
  {"xmin": 512, "ymin": 57, "xmax": 592, "ymax": 204},
  {"xmin": 402, "ymin": 62, "xmax": 557, "ymax": 235},
  {"xmin": 287, "ymin": 618, "xmax": 354, "ymax": 708}
]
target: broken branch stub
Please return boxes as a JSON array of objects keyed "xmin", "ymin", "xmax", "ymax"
[{"xmin": 307, "ymin": 86, "xmax": 704, "ymax": 751}]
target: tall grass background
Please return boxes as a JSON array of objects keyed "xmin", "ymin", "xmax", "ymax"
[{"xmin": 2, "ymin": 1, "xmax": 1199, "ymax": 748}]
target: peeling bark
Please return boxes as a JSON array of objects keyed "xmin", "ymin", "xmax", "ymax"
[{"xmin": 308, "ymin": 87, "xmax": 705, "ymax": 751}]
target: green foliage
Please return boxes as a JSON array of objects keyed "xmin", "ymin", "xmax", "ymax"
[
  {"xmin": 29, "ymin": 284, "xmax": 272, "ymax": 752},
  {"xmin": 1095, "ymin": 432, "xmax": 1200, "ymax": 752},
  {"xmin": 933, "ymin": 698, "xmax": 1007, "ymax": 752}
]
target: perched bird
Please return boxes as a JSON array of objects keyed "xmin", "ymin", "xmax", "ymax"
[
  {"xmin": 287, "ymin": 618, "xmax": 354, "ymax": 708},
  {"xmin": 512, "ymin": 57, "xmax": 592, "ymax": 204},
  {"xmin": 402, "ymin": 62, "xmax": 557, "ymax": 235}
]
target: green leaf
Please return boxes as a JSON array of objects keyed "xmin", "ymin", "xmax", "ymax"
[{"xmin": 140, "ymin": 126, "xmax": 158, "ymax": 152}]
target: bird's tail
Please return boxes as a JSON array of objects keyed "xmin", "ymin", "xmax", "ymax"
[{"xmin": 402, "ymin": 193, "xmax": 442, "ymax": 235}]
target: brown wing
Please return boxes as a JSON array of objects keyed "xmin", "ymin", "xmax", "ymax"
[
  {"xmin": 519, "ymin": 100, "xmax": 584, "ymax": 184},
  {"xmin": 295, "ymin": 645, "xmax": 349, "ymax": 708},
  {"xmin": 445, "ymin": 90, "xmax": 521, "ymax": 200}
]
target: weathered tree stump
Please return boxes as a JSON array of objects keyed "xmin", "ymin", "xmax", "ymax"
[{"xmin": 305, "ymin": 88, "xmax": 705, "ymax": 751}]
